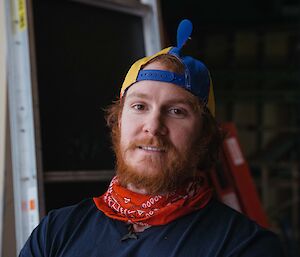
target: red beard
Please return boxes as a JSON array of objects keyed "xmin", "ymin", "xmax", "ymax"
[{"xmin": 113, "ymin": 128, "xmax": 201, "ymax": 195}]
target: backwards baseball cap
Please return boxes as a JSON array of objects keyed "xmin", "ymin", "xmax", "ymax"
[{"xmin": 120, "ymin": 19, "xmax": 215, "ymax": 116}]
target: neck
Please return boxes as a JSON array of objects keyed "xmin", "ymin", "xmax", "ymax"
[
  {"xmin": 125, "ymin": 173, "xmax": 199, "ymax": 195},
  {"xmin": 126, "ymin": 183, "xmax": 149, "ymax": 194}
]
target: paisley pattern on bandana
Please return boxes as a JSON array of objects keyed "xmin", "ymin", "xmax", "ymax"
[{"xmin": 93, "ymin": 175, "xmax": 212, "ymax": 227}]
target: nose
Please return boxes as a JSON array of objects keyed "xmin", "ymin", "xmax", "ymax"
[{"xmin": 143, "ymin": 110, "xmax": 167, "ymax": 136}]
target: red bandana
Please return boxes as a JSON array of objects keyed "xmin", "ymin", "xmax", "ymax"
[{"xmin": 93, "ymin": 175, "xmax": 212, "ymax": 226}]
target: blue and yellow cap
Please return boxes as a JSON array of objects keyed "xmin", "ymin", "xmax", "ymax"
[{"xmin": 120, "ymin": 19, "xmax": 215, "ymax": 116}]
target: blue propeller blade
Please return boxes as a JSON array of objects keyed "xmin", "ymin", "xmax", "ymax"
[{"xmin": 177, "ymin": 19, "xmax": 193, "ymax": 49}]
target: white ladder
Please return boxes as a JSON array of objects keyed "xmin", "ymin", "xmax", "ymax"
[
  {"xmin": 0, "ymin": 0, "xmax": 8, "ymax": 254},
  {"xmin": 5, "ymin": 0, "xmax": 40, "ymax": 254}
]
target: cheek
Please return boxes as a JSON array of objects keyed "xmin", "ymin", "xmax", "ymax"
[
  {"xmin": 169, "ymin": 123, "xmax": 200, "ymax": 150},
  {"xmin": 169, "ymin": 128, "xmax": 187, "ymax": 144},
  {"xmin": 119, "ymin": 116, "xmax": 140, "ymax": 145},
  {"xmin": 119, "ymin": 124, "xmax": 130, "ymax": 147},
  {"xmin": 171, "ymin": 133, "xmax": 194, "ymax": 152}
]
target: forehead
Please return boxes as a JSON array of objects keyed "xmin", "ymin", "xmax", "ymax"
[{"xmin": 143, "ymin": 60, "xmax": 174, "ymax": 71}]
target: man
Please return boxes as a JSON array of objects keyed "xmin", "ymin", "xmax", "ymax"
[{"xmin": 20, "ymin": 20, "xmax": 284, "ymax": 257}]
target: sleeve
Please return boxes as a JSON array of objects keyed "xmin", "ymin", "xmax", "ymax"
[
  {"xmin": 231, "ymin": 229, "xmax": 285, "ymax": 257},
  {"xmin": 19, "ymin": 216, "xmax": 49, "ymax": 257}
]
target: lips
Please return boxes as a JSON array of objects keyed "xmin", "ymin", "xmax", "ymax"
[{"xmin": 138, "ymin": 146, "xmax": 165, "ymax": 152}]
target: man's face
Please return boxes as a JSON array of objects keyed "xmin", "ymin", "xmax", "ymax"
[{"xmin": 116, "ymin": 62, "xmax": 202, "ymax": 194}]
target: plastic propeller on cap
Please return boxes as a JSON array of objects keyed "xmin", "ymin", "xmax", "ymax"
[{"xmin": 176, "ymin": 19, "xmax": 193, "ymax": 50}]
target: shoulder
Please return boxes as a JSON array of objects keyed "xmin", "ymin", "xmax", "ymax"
[
  {"xmin": 175, "ymin": 199, "xmax": 284, "ymax": 256},
  {"xmin": 196, "ymin": 199, "xmax": 277, "ymax": 238},
  {"xmin": 19, "ymin": 198, "xmax": 103, "ymax": 257},
  {"xmin": 199, "ymin": 199, "xmax": 266, "ymax": 229},
  {"xmin": 46, "ymin": 198, "xmax": 97, "ymax": 225},
  {"xmin": 42, "ymin": 198, "xmax": 104, "ymax": 242}
]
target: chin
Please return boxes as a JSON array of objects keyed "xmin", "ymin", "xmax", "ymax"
[
  {"xmin": 129, "ymin": 161, "xmax": 161, "ymax": 176},
  {"xmin": 127, "ymin": 153, "xmax": 162, "ymax": 167}
]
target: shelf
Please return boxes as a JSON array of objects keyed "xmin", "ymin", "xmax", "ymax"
[{"xmin": 44, "ymin": 170, "xmax": 115, "ymax": 183}]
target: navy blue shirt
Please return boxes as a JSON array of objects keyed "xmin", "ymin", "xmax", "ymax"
[{"xmin": 20, "ymin": 198, "xmax": 284, "ymax": 257}]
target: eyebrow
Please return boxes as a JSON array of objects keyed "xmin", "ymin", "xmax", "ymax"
[
  {"xmin": 127, "ymin": 92, "xmax": 195, "ymax": 109},
  {"xmin": 126, "ymin": 92, "xmax": 152, "ymax": 100},
  {"xmin": 165, "ymin": 99, "xmax": 196, "ymax": 109}
]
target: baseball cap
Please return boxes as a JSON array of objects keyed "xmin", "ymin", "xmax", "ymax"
[{"xmin": 120, "ymin": 19, "xmax": 215, "ymax": 116}]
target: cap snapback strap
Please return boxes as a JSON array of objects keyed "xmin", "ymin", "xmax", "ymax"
[{"xmin": 136, "ymin": 70, "xmax": 186, "ymax": 86}]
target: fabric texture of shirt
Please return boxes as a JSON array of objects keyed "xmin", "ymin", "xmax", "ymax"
[{"xmin": 19, "ymin": 198, "xmax": 284, "ymax": 257}]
